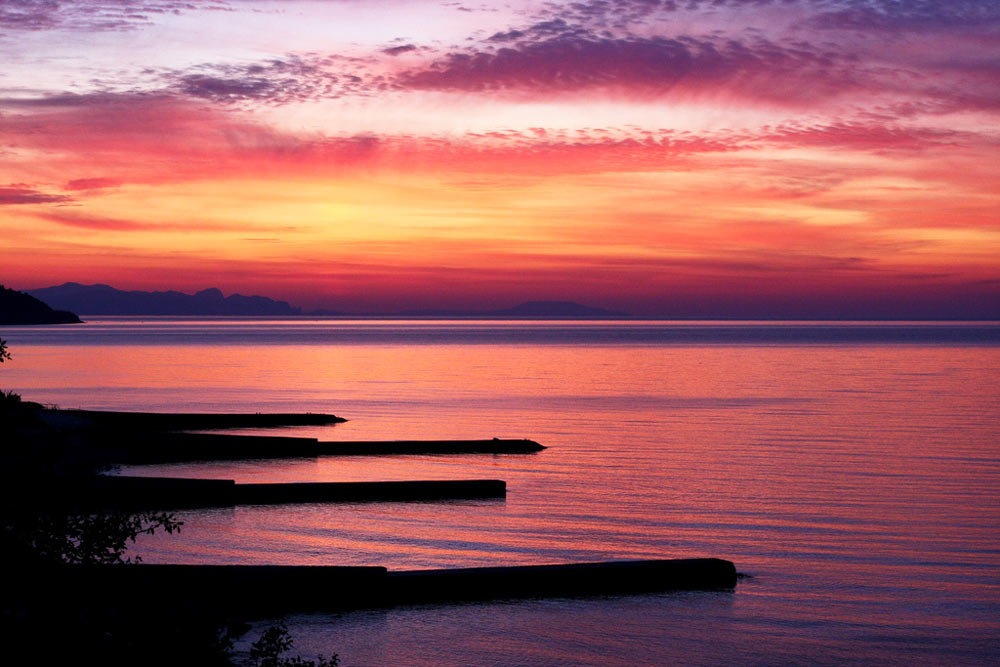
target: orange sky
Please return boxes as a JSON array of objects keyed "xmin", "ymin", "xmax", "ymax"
[{"xmin": 1, "ymin": 0, "xmax": 998, "ymax": 317}]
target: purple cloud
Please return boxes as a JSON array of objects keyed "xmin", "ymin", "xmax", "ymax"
[
  {"xmin": 509, "ymin": 1, "xmax": 1000, "ymax": 46},
  {"xmin": 398, "ymin": 33, "xmax": 850, "ymax": 105},
  {"xmin": 485, "ymin": 19, "xmax": 591, "ymax": 44},
  {"xmin": 807, "ymin": 0, "xmax": 1000, "ymax": 32},
  {"xmin": 160, "ymin": 55, "xmax": 381, "ymax": 105},
  {"xmin": 382, "ymin": 44, "xmax": 418, "ymax": 56},
  {"xmin": 0, "ymin": 0, "xmax": 228, "ymax": 34},
  {"xmin": 0, "ymin": 186, "xmax": 72, "ymax": 205}
]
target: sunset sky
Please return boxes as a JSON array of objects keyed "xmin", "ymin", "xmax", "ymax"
[{"xmin": 2, "ymin": 0, "xmax": 998, "ymax": 317}]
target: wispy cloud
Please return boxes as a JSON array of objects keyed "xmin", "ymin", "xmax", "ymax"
[
  {"xmin": 382, "ymin": 44, "xmax": 419, "ymax": 56},
  {"xmin": 806, "ymin": 0, "xmax": 1000, "ymax": 33},
  {"xmin": 159, "ymin": 54, "xmax": 382, "ymax": 105},
  {"xmin": 764, "ymin": 121, "xmax": 978, "ymax": 152},
  {"xmin": 416, "ymin": 1, "xmax": 1000, "ymax": 116},
  {"xmin": 35, "ymin": 211, "xmax": 148, "ymax": 230},
  {"xmin": 0, "ymin": 185, "xmax": 72, "ymax": 205},
  {"xmin": 0, "ymin": 0, "xmax": 229, "ymax": 34},
  {"xmin": 65, "ymin": 177, "xmax": 122, "ymax": 190},
  {"xmin": 398, "ymin": 32, "xmax": 854, "ymax": 107}
]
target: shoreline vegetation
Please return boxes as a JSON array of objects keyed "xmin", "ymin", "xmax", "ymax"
[{"xmin": 1, "ymin": 335, "xmax": 736, "ymax": 664}]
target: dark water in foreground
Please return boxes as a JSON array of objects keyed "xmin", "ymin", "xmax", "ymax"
[{"xmin": 2, "ymin": 319, "xmax": 999, "ymax": 665}]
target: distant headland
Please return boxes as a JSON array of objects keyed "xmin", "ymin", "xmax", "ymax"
[
  {"xmin": 0, "ymin": 285, "xmax": 81, "ymax": 325},
  {"xmin": 26, "ymin": 283, "xmax": 628, "ymax": 318},
  {"xmin": 28, "ymin": 283, "xmax": 301, "ymax": 317}
]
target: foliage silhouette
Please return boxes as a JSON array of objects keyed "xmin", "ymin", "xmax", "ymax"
[
  {"xmin": 6, "ymin": 506, "xmax": 183, "ymax": 566},
  {"xmin": 248, "ymin": 623, "xmax": 339, "ymax": 667}
]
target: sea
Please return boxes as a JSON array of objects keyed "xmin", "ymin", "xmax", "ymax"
[{"xmin": 2, "ymin": 318, "xmax": 998, "ymax": 665}]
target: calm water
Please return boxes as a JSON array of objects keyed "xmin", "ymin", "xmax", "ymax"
[{"xmin": 3, "ymin": 319, "xmax": 999, "ymax": 665}]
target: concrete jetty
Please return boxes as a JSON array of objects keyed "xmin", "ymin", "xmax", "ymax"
[
  {"xmin": 84, "ymin": 475, "xmax": 506, "ymax": 508},
  {"xmin": 39, "ymin": 408, "xmax": 545, "ymax": 463},
  {"xmin": 234, "ymin": 480, "xmax": 507, "ymax": 505},
  {"xmin": 91, "ymin": 432, "xmax": 545, "ymax": 464},
  {"xmin": 388, "ymin": 558, "xmax": 738, "ymax": 603},
  {"xmin": 44, "ymin": 408, "xmax": 346, "ymax": 431},
  {"xmin": 317, "ymin": 438, "xmax": 545, "ymax": 456},
  {"xmin": 105, "ymin": 432, "xmax": 322, "ymax": 464},
  {"xmin": 38, "ymin": 559, "xmax": 738, "ymax": 614}
]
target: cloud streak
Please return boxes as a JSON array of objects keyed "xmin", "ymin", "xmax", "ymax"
[
  {"xmin": 35, "ymin": 211, "xmax": 148, "ymax": 231},
  {"xmin": 806, "ymin": 0, "xmax": 1000, "ymax": 32},
  {"xmin": 398, "ymin": 33, "xmax": 865, "ymax": 112},
  {"xmin": 65, "ymin": 177, "xmax": 122, "ymax": 190},
  {"xmin": 0, "ymin": 0, "xmax": 229, "ymax": 34},
  {"xmin": 0, "ymin": 186, "xmax": 72, "ymax": 205}
]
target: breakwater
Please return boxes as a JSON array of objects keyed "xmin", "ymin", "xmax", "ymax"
[
  {"xmin": 135, "ymin": 435, "xmax": 540, "ymax": 463},
  {"xmin": 44, "ymin": 408, "xmax": 346, "ymax": 430},
  {"xmin": 35, "ymin": 559, "xmax": 738, "ymax": 614},
  {"xmin": 92, "ymin": 432, "xmax": 545, "ymax": 464},
  {"xmin": 83, "ymin": 475, "xmax": 507, "ymax": 508}
]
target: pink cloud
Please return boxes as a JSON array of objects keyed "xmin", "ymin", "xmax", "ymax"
[
  {"xmin": 64, "ymin": 177, "xmax": 122, "ymax": 190},
  {"xmin": 35, "ymin": 211, "xmax": 148, "ymax": 230}
]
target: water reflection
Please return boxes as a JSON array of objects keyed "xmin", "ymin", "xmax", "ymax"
[{"xmin": 2, "ymin": 322, "xmax": 998, "ymax": 663}]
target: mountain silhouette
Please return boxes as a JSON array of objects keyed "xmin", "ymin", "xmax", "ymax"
[
  {"xmin": 27, "ymin": 283, "xmax": 301, "ymax": 316},
  {"xmin": 25, "ymin": 283, "xmax": 628, "ymax": 318},
  {"xmin": 0, "ymin": 285, "xmax": 82, "ymax": 324}
]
